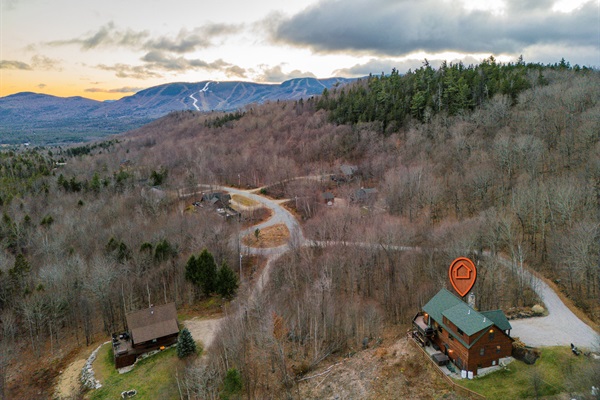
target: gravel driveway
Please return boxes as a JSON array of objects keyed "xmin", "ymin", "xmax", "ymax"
[
  {"xmin": 509, "ymin": 269, "xmax": 598, "ymax": 349},
  {"xmin": 184, "ymin": 318, "xmax": 221, "ymax": 349}
]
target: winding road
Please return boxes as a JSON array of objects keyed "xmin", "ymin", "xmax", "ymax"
[{"xmin": 187, "ymin": 185, "xmax": 599, "ymax": 350}]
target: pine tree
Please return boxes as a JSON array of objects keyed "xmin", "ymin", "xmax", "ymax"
[
  {"xmin": 216, "ymin": 262, "xmax": 239, "ymax": 299},
  {"xmin": 197, "ymin": 249, "xmax": 217, "ymax": 296},
  {"xmin": 221, "ymin": 368, "xmax": 243, "ymax": 399},
  {"xmin": 177, "ymin": 327, "xmax": 197, "ymax": 358},
  {"xmin": 185, "ymin": 254, "xmax": 198, "ymax": 284},
  {"xmin": 185, "ymin": 249, "xmax": 217, "ymax": 297}
]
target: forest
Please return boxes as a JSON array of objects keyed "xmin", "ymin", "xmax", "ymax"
[{"xmin": 0, "ymin": 59, "xmax": 598, "ymax": 399}]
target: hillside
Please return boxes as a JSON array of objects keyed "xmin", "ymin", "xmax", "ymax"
[
  {"xmin": 0, "ymin": 61, "xmax": 598, "ymax": 399},
  {"xmin": 0, "ymin": 77, "xmax": 354, "ymax": 145}
]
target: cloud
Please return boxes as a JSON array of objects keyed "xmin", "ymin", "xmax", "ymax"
[
  {"xmin": 145, "ymin": 24, "xmax": 242, "ymax": 53},
  {"xmin": 31, "ymin": 55, "xmax": 61, "ymax": 70},
  {"xmin": 224, "ymin": 65, "xmax": 248, "ymax": 78},
  {"xmin": 84, "ymin": 86, "xmax": 143, "ymax": 93},
  {"xmin": 47, "ymin": 22, "xmax": 241, "ymax": 53},
  {"xmin": 0, "ymin": 60, "xmax": 32, "ymax": 70},
  {"xmin": 333, "ymin": 59, "xmax": 421, "ymax": 77},
  {"xmin": 256, "ymin": 64, "xmax": 316, "ymax": 83},
  {"xmin": 0, "ymin": 55, "xmax": 61, "ymax": 71},
  {"xmin": 37, "ymin": 83, "xmax": 47, "ymax": 89},
  {"xmin": 141, "ymin": 51, "xmax": 230, "ymax": 72},
  {"xmin": 273, "ymin": 0, "xmax": 598, "ymax": 57},
  {"xmin": 96, "ymin": 63, "xmax": 163, "ymax": 80},
  {"xmin": 522, "ymin": 44, "xmax": 600, "ymax": 68},
  {"xmin": 333, "ymin": 55, "xmax": 489, "ymax": 77},
  {"xmin": 97, "ymin": 54, "xmax": 241, "ymax": 79},
  {"xmin": 48, "ymin": 22, "xmax": 149, "ymax": 49}
]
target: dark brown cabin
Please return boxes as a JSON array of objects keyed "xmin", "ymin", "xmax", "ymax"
[
  {"xmin": 112, "ymin": 303, "xmax": 179, "ymax": 369},
  {"xmin": 413, "ymin": 288, "xmax": 513, "ymax": 376}
]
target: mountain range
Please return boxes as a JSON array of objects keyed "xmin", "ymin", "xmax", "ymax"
[{"xmin": 0, "ymin": 77, "xmax": 354, "ymax": 145}]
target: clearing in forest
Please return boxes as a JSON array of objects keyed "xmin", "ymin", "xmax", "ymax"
[{"xmin": 241, "ymin": 223, "xmax": 290, "ymax": 248}]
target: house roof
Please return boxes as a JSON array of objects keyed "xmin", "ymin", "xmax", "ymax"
[
  {"xmin": 423, "ymin": 288, "xmax": 512, "ymax": 349},
  {"xmin": 442, "ymin": 303, "xmax": 493, "ymax": 336},
  {"xmin": 423, "ymin": 288, "xmax": 462, "ymax": 324},
  {"xmin": 126, "ymin": 303, "xmax": 179, "ymax": 344},
  {"xmin": 340, "ymin": 164, "xmax": 358, "ymax": 176},
  {"xmin": 481, "ymin": 310, "xmax": 512, "ymax": 331}
]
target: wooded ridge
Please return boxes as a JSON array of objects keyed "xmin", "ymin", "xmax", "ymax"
[{"xmin": 0, "ymin": 59, "xmax": 598, "ymax": 399}]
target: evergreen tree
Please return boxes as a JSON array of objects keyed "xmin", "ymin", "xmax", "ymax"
[
  {"xmin": 185, "ymin": 249, "xmax": 217, "ymax": 297},
  {"xmin": 154, "ymin": 239, "xmax": 176, "ymax": 262},
  {"xmin": 197, "ymin": 249, "xmax": 217, "ymax": 296},
  {"xmin": 177, "ymin": 327, "xmax": 197, "ymax": 358},
  {"xmin": 221, "ymin": 368, "xmax": 243, "ymax": 400},
  {"xmin": 216, "ymin": 262, "xmax": 239, "ymax": 299},
  {"xmin": 185, "ymin": 254, "xmax": 198, "ymax": 285}
]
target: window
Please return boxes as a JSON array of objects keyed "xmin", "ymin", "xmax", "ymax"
[
  {"xmin": 449, "ymin": 335, "xmax": 454, "ymax": 341},
  {"xmin": 496, "ymin": 346, "xmax": 501, "ymax": 353},
  {"xmin": 457, "ymin": 328, "xmax": 464, "ymax": 336},
  {"xmin": 480, "ymin": 347, "xmax": 485, "ymax": 356},
  {"xmin": 489, "ymin": 329, "xmax": 495, "ymax": 340}
]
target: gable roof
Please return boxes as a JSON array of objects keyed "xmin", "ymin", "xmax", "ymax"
[
  {"xmin": 423, "ymin": 288, "xmax": 512, "ymax": 349},
  {"xmin": 126, "ymin": 303, "xmax": 179, "ymax": 344},
  {"xmin": 442, "ymin": 303, "xmax": 493, "ymax": 336},
  {"xmin": 423, "ymin": 288, "xmax": 463, "ymax": 324},
  {"xmin": 481, "ymin": 310, "xmax": 512, "ymax": 331}
]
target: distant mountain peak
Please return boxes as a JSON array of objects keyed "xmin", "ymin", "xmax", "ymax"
[{"xmin": 0, "ymin": 77, "xmax": 356, "ymax": 145}]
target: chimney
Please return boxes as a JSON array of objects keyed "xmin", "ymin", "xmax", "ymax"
[
  {"xmin": 483, "ymin": 317, "xmax": 486, "ymax": 322},
  {"xmin": 467, "ymin": 292, "xmax": 476, "ymax": 309}
]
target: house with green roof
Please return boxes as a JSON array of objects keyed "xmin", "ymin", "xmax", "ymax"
[{"xmin": 413, "ymin": 288, "xmax": 513, "ymax": 376}]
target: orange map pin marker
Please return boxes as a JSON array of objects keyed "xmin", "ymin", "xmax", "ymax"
[{"xmin": 449, "ymin": 257, "xmax": 477, "ymax": 297}]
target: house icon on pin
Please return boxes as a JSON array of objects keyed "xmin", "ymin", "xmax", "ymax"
[{"xmin": 453, "ymin": 261, "xmax": 473, "ymax": 279}]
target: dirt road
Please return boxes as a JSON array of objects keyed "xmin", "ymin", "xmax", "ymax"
[{"xmin": 184, "ymin": 318, "xmax": 222, "ymax": 349}]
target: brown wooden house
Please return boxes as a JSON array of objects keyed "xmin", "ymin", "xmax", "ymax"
[
  {"xmin": 112, "ymin": 303, "xmax": 179, "ymax": 368},
  {"xmin": 413, "ymin": 288, "xmax": 513, "ymax": 376}
]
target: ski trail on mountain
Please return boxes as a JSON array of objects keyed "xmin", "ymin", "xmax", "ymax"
[
  {"xmin": 189, "ymin": 93, "xmax": 200, "ymax": 110},
  {"xmin": 189, "ymin": 82, "xmax": 213, "ymax": 111}
]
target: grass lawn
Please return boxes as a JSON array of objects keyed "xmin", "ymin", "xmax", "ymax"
[
  {"xmin": 86, "ymin": 344, "xmax": 187, "ymax": 400},
  {"xmin": 232, "ymin": 194, "xmax": 259, "ymax": 207},
  {"xmin": 458, "ymin": 347, "xmax": 597, "ymax": 399}
]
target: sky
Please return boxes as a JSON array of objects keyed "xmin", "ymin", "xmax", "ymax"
[{"xmin": 1, "ymin": 0, "xmax": 598, "ymax": 101}]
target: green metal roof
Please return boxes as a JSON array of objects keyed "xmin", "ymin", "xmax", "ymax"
[
  {"xmin": 442, "ymin": 303, "xmax": 493, "ymax": 336},
  {"xmin": 422, "ymin": 288, "xmax": 512, "ymax": 349},
  {"xmin": 422, "ymin": 288, "xmax": 463, "ymax": 324},
  {"xmin": 481, "ymin": 310, "xmax": 512, "ymax": 331}
]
